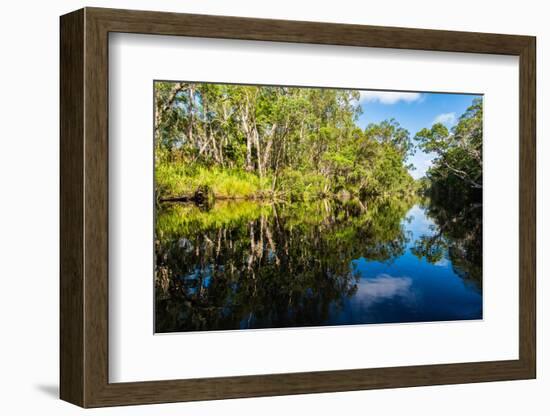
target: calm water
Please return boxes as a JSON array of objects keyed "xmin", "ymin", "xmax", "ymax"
[{"xmin": 155, "ymin": 198, "xmax": 482, "ymax": 333}]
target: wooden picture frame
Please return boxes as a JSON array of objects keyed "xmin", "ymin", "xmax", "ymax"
[{"xmin": 60, "ymin": 7, "xmax": 536, "ymax": 408}]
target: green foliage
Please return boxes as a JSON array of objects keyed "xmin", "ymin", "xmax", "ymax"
[
  {"xmin": 364, "ymin": 118, "xmax": 414, "ymax": 160},
  {"xmin": 154, "ymin": 82, "xmax": 416, "ymax": 203},
  {"xmin": 276, "ymin": 169, "xmax": 328, "ymax": 202},
  {"xmin": 411, "ymin": 98, "xmax": 483, "ymax": 289},
  {"xmin": 415, "ymin": 98, "xmax": 483, "ymax": 196},
  {"xmin": 156, "ymin": 164, "xmax": 270, "ymax": 199}
]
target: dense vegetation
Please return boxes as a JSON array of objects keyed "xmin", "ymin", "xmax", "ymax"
[
  {"xmin": 412, "ymin": 98, "xmax": 483, "ymax": 287},
  {"xmin": 154, "ymin": 84, "xmax": 484, "ymax": 331},
  {"xmin": 155, "ymin": 82, "xmax": 416, "ymax": 203},
  {"xmin": 414, "ymin": 98, "xmax": 483, "ymax": 203}
]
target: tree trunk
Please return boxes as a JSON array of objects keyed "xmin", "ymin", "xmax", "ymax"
[
  {"xmin": 188, "ymin": 85, "xmax": 195, "ymax": 145},
  {"xmin": 240, "ymin": 104, "xmax": 253, "ymax": 172},
  {"xmin": 262, "ymin": 123, "xmax": 277, "ymax": 172},
  {"xmin": 253, "ymin": 127, "xmax": 263, "ymax": 178}
]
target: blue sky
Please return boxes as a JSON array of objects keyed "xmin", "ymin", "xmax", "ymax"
[{"xmin": 355, "ymin": 91, "xmax": 482, "ymax": 179}]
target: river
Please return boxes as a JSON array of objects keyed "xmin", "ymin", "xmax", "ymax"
[{"xmin": 155, "ymin": 198, "xmax": 482, "ymax": 332}]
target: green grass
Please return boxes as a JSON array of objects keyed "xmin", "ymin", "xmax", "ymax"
[
  {"xmin": 155, "ymin": 161, "xmax": 411, "ymax": 203},
  {"xmin": 156, "ymin": 164, "xmax": 271, "ymax": 199}
]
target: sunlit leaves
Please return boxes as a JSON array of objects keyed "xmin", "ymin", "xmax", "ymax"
[{"xmin": 154, "ymin": 82, "xmax": 416, "ymax": 201}]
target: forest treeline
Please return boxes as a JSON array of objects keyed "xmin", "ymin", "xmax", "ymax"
[
  {"xmin": 412, "ymin": 98, "xmax": 483, "ymax": 286},
  {"xmin": 155, "ymin": 82, "xmax": 482, "ymax": 204},
  {"xmin": 155, "ymin": 82, "xmax": 416, "ymax": 203},
  {"xmin": 154, "ymin": 85, "xmax": 484, "ymax": 330},
  {"xmin": 415, "ymin": 98, "xmax": 483, "ymax": 203}
]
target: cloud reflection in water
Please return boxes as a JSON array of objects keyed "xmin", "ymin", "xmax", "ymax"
[{"xmin": 354, "ymin": 274, "xmax": 413, "ymax": 305}]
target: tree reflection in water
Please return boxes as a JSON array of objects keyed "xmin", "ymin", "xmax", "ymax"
[
  {"xmin": 411, "ymin": 198, "xmax": 482, "ymax": 291},
  {"xmin": 155, "ymin": 194, "xmax": 483, "ymax": 333},
  {"xmin": 155, "ymin": 197, "xmax": 413, "ymax": 332}
]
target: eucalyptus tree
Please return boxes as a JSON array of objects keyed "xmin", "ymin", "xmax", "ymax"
[{"xmin": 414, "ymin": 98, "xmax": 483, "ymax": 192}]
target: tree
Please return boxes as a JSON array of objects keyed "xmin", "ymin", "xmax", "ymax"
[
  {"xmin": 364, "ymin": 119, "xmax": 414, "ymax": 161},
  {"xmin": 154, "ymin": 81, "xmax": 416, "ymax": 201},
  {"xmin": 414, "ymin": 98, "xmax": 483, "ymax": 191}
]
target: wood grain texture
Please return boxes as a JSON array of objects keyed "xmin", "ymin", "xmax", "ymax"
[
  {"xmin": 518, "ymin": 38, "xmax": 537, "ymax": 375},
  {"xmin": 59, "ymin": 8, "xmax": 85, "ymax": 407},
  {"xmin": 83, "ymin": 10, "xmax": 110, "ymax": 406},
  {"xmin": 89, "ymin": 7, "xmax": 532, "ymax": 54},
  {"xmin": 59, "ymin": 7, "xmax": 537, "ymax": 408}
]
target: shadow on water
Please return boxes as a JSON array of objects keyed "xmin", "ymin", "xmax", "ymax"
[{"xmin": 155, "ymin": 196, "xmax": 482, "ymax": 333}]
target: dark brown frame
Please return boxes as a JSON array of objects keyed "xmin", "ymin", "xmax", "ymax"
[{"xmin": 60, "ymin": 7, "xmax": 536, "ymax": 408}]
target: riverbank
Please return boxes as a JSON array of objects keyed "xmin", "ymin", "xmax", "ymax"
[{"xmin": 156, "ymin": 163, "xmax": 418, "ymax": 204}]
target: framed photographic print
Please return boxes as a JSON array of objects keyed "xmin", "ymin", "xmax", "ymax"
[{"xmin": 60, "ymin": 7, "xmax": 536, "ymax": 408}]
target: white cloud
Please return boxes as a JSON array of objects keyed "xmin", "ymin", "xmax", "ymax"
[
  {"xmin": 349, "ymin": 274, "xmax": 415, "ymax": 308},
  {"xmin": 359, "ymin": 91, "xmax": 423, "ymax": 105},
  {"xmin": 433, "ymin": 112, "xmax": 457, "ymax": 126},
  {"xmin": 435, "ymin": 258, "xmax": 450, "ymax": 267},
  {"xmin": 356, "ymin": 275, "xmax": 412, "ymax": 299}
]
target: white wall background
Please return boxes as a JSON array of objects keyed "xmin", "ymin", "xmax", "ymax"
[{"xmin": 0, "ymin": 0, "xmax": 545, "ymax": 414}]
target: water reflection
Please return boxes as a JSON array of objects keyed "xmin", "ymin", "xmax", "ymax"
[{"xmin": 155, "ymin": 197, "xmax": 482, "ymax": 333}]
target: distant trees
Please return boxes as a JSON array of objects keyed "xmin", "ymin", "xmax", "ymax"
[
  {"xmin": 155, "ymin": 82, "xmax": 415, "ymax": 201},
  {"xmin": 411, "ymin": 98, "xmax": 483, "ymax": 288},
  {"xmin": 364, "ymin": 118, "xmax": 414, "ymax": 160},
  {"xmin": 414, "ymin": 98, "xmax": 483, "ymax": 197}
]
